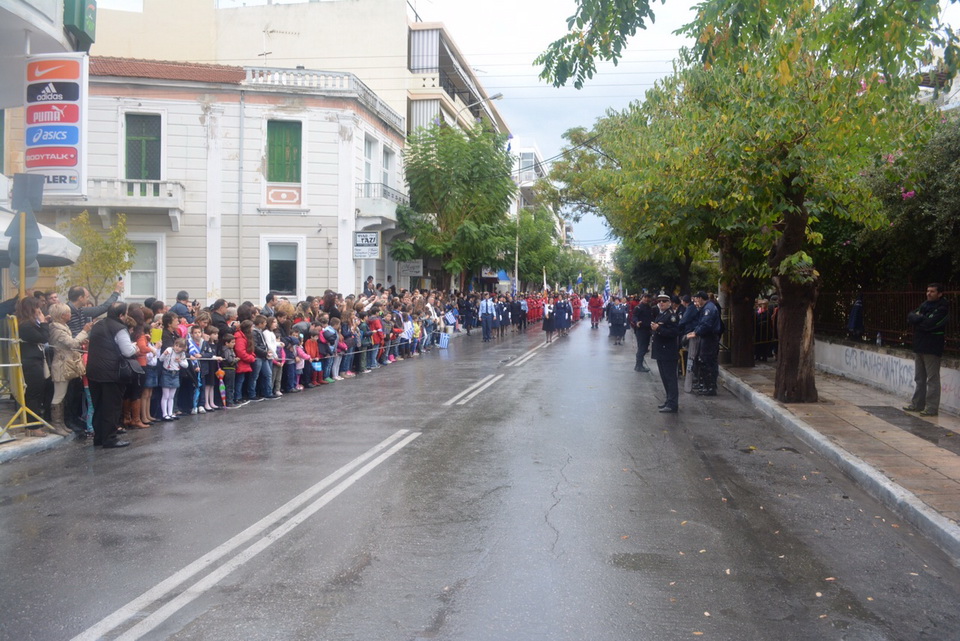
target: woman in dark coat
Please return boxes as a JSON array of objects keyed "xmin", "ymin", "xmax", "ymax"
[
  {"xmin": 16, "ymin": 297, "xmax": 54, "ymax": 436},
  {"xmin": 607, "ymin": 296, "xmax": 629, "ymax": 345},
  {"xmin": 86, "ymin": 302, "xmax": 138, "ymax": 448},
  {"xmin": 555, "ymin": 295, "xmax": 572, "ymax": 336},
  {"xmin": 542, "ymin": 295, "xmax": 557, "ymax": 343}
]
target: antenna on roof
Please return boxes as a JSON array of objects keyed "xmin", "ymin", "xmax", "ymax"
[{"xmin": 260, "ymin": 27, "xmax": 300, "ymax": 63}]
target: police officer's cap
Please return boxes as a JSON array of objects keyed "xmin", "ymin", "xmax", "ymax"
[
  {"xmin": 693, "ymin": 291, "xmax": 708, "ymax": 300},
  {"xmin": 656, "ymin": 293, "xmax": 671, "ymax": 302}
]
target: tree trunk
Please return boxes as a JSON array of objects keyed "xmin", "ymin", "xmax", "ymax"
[
  {"xmin": 718, "ymin": 235, "xmax": 759, "ymax": 368},
  {"xmin": 673, "ymin": 253, "xmax": 694, "ymax": 295},
  {"xmin": 773, "ymin": 274, "xmax": 818, "ymax": 402},
  {"xmin": 769, "ymin": 185, "xmax": 818, "ymax": 403},
  {"xmin": 728, "ymin": 285, "xmax": 759, "ymax": 368}
]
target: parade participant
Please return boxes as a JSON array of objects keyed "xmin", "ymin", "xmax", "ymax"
[
  {"xmin": 651, "ymin": 293, "xmax": 681, "ymax": 413},
  {"xmin": 587, "ymin": 293, "xmax": 604, "ymax": 328},
  {"xmin": 607, "ymin": 296, "xmax": 628, "ymax": 345},
  {"xmin": 479, "ymin": 292, "xmax": 495, "ymax": 342},
  {"xmin": 555, "ymin": 294, "xmax": 572, "ymax": 336},
  {"xmin": 632, "ymin": 292, "xmax": 655, "ymax": 372},
  {"xmin": 543, "ymin": 295, "xmax": 557, "ymax": 343},
  {"xmin": 518, "ymin": 295, "xmax": 529, "ymax": 331},
  {"xmin": 686, "ymin": 291, "xmax": 723, "ymax": 396},
  {"xmin": 903, "ymin": 283, "xmax": 949, "ymax": 417},
  {"xmin": 495, "ymin": 294, "xmax": 509, "ymax": 338}
]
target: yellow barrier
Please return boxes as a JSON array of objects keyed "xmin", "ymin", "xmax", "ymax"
[{"xmin": 1, "ymin": 315, "xmax": 50, "ymax": 438}]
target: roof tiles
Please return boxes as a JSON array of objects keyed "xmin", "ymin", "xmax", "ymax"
[{"xmin": 90, "ymin": 57, "xmax": 246, "ymax": 84}]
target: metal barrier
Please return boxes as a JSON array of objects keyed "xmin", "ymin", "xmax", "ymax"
[
  {"xmin": 816, "ymin": 291, "xmax": 958, "ymax": 355},
  {"xmin": 1, "ymin": 315, "xmax": 49, "ymax": 439}
]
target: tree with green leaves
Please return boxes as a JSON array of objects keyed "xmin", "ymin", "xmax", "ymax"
[
  {"xmin": 391, "ymin": 122, "xmax": 517, "ymax": 291},
  {"xmin": 59, "ymin": 211, "xmax": 135, "ymax": 305},
  {"xmin": 513, "ymin": 205, "xmax": 560, "ymax": 287},
  {"xmin": 540, "ymin": 0, "xmax": 956, "ymax": 402}
]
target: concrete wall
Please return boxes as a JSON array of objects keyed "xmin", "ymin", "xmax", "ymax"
[{"xmin": 816, "ymin": 336, "xmax": 960, "ymax": 415}]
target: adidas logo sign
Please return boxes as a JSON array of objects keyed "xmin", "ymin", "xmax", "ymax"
[{"xmin": 35, "ymin": 83, "xmax": 64, "ymax": 102}]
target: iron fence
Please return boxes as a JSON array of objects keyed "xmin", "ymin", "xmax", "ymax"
[{"xmin": 815, "ymin": 291, "xmax": 958, "ymax": 355}]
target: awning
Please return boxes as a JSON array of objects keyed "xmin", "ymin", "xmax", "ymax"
[{"xmin": 0, "ymin": 207, "xmax": 81, "ymax": 267}]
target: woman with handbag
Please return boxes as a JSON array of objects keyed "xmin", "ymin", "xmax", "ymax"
[
  {"xmin": 16, "ymin": 297, "xmax": 57, "ymax": 437},
  {"xmin": 47, "ymin": 302, "xmax": 90, "ymax": 437},
  {"xmin": 86, "ymin": 302, "xmax": 138, "ymax": 449}
]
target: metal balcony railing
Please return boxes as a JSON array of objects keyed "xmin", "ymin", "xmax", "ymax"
[{"xmin": 356, "ymin": 182, "xmax": 409, "ymax": 206}]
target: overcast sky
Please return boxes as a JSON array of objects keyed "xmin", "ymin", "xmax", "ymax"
[
  {"xmin": 98, "ymin": 0, "xmax": 959, "ymax": 246},
  {"xmin": 410, "ymin": 0, "xmax": 697, "ymax": 246}
]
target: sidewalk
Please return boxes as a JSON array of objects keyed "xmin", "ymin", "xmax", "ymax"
[{"xmin": 722, "ymin": 364, "xmax": 960, "ymax": 563}]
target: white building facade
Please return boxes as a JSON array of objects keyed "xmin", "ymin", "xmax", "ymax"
[{"xmin": 4, "ymin": 57, "xmax": 407, "ymax": 304}]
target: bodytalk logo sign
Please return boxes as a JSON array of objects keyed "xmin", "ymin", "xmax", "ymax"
[{"xmin": 24, "ymin": 54, "xmax": 88, "ymax": 195}]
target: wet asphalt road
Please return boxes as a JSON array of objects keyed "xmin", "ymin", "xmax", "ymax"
[{"xmin": 1, "ymin": 322, "xmax": 959, "ymax": 641}]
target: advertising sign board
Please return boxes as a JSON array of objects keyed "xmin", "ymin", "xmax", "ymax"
[
  {"xmin": 24, "ymin": 54, "xmax": 88, "ymax": 196},
  {"xmin": 353, "ymin": 231, "xmax": 381, "ymax": 260}
]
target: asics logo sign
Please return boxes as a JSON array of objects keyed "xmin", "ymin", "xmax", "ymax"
[{"xmin": 26, "ymin": 125, "xmax": 79, "ymax": 147}]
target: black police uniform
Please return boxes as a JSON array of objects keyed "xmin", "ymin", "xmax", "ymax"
[
  {"xmin": 632, "ymin": 300, "xmax": 656, "ymax": 372},
  {"xmin": 651, "ymin": 305, "xmax": 681, "ymax": 412}
]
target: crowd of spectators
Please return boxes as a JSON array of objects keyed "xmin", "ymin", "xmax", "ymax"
[{"xmin": 5, "ymin": 280, "xmax": 581, "ymax": 449}]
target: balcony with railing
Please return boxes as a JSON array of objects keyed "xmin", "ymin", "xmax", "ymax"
[
  {"xmin": 44, "ymin": 178, "xmax": 186, "ymax": 231},
  {"xmin": 356, "ymin": 182, "xmax": 409, "ymax": 229},
  {"xmin": 244, "ymin": 67, "xmax": 405, "ymax": 135}
]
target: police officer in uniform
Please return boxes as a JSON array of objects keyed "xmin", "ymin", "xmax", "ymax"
[
  {"xmin": 686, "ymin": 291, "xmax": 722, "ymax": 396},
  {"xmin": 632, "ymin": 292, "xmax": 655, "ymax": 373},
  {"xmin": 651, "ymin": 292, "xmax": 681, "ymax": 413}
]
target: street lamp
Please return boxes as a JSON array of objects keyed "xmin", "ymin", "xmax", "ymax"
[{"xmin": 453, "ymin": 92, "xmax": 504, "ymax": 124}]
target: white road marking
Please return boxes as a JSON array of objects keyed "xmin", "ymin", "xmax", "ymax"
[
  {"xmin": 456, "ymin": 374, "xmax": 505, "ymax": 405},
  {"xmin": 443, "ymin": 375, "xmax": 496, "ymax": 406},
  {"xmin": 506, "ymin": 343, "xmax": 544, "ymax": 368},
  {"xmin": 71, "ymin": 430, "xmax": 416, "ymax": 641}
]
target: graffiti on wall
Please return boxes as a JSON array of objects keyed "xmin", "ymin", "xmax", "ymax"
[{"xmin": 842, "ymin": 347, "xmax": 916, "ymax": 395}]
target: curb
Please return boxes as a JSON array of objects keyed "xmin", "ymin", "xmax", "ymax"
[
  {"xmin": 0, "ymin": 432, "xmax": 69, "ymax": 465},
  {"xmin": 720, "ymin": 368, "xmax": 960, "ymax": 565}
]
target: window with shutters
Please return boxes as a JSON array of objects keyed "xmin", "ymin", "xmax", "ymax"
[
  {"xmin": 267, "ymin": 120, "xmax": 302, "ymax": 182},
  {"xmin": 125, "ymin": 114, "xmax": 162, "ymax": 180},
  {"xmin": 265, "ymin": 120, "xmax": 303, "ymax": 207}
]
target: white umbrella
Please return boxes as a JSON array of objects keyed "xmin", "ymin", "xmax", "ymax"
[{"xmin": 0, "ymin": 206, "xmax": 81, "ymax": 267}]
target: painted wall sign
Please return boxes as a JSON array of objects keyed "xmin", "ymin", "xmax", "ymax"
[
  {"xmin": 353, "ymin": 231, "xmax": 381, "ymax": 260},
  {"xmin": 24, "ymin": 53, "xmax": 88, "ymax": 197},
  {"xmin": 398, "ymin": 260, "xmax": 423, "ymax": 277}
]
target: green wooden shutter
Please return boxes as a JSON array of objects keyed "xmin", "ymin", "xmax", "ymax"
[
  {"xmin": 125, "ymin": 114, "xmax": 161, "ymax": 180},
  {"xmin": 267, "ymin": 120, "xmax": 302, "ymax": 183}
]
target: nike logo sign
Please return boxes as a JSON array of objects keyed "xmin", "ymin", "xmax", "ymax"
[{"xmin": 32, "ymin": 65, "xmax": 66, "ymax": 78}]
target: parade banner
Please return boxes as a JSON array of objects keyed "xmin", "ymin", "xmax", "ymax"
[{"xmin": 24, "ymin": 53, "xmax": 88, "ymax": 196}]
